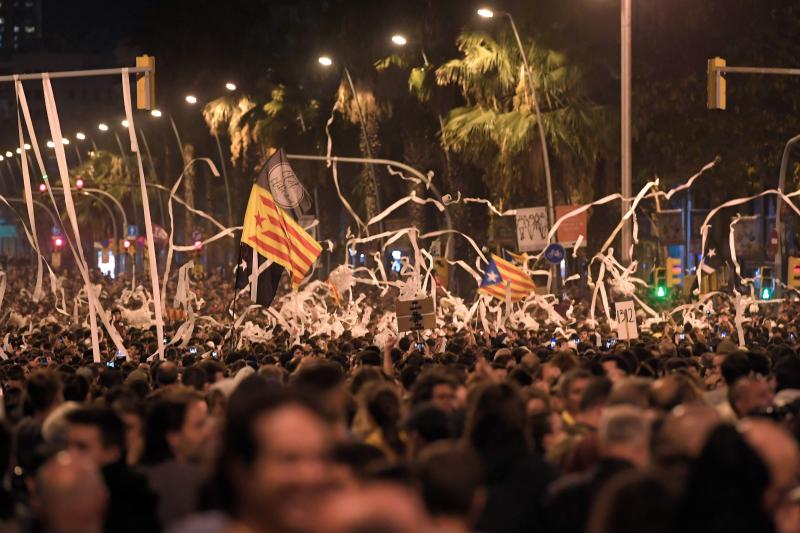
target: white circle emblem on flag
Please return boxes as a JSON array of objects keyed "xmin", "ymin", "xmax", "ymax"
[{"xmin": 268, "ymin": 162, "xmax": 305, "ymax": 209}]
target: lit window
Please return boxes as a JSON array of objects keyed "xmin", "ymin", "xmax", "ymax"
[
  {"xmin": 13, "ymin": 26, "xmax": 18, "ymax": 33},
  {"xmin": 24, "ymin": 26, "xmax": 34, "ymax": 34}
]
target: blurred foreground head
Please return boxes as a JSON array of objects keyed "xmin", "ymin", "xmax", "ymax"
[{"xmin": 32, "ymin": 452, "xmax": 108, "ymax": 533}]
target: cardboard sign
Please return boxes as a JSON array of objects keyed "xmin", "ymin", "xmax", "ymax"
[
  {"xmin": 396, "ymin": 297, "xmax": 435, "ymax": 332},
  {"xmin": 555, "ymin": 205, "xmax": 587, "ymax": 247},
  {"xmin": 615, "ymin": 301, "xmax": 638, "ymax": 340},
  {"xmin": 516, "ymin": 207, "xmax": 550, "ymax": 252}
]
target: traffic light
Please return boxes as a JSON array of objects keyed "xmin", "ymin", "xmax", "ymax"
[
  {"xmin": 75, "ymin": 178, "xmax": 84, "ymax": 190},
  {"xmin": 652, "ymin": 267, "xmax": 668, "ymax": 299},
  {"xmin": 789, "ymin": 257, "xmax": 800, "ymax": 289},
  {"xmin": 52, "ymin": 236, "xmax": 64, "ymax": 249},
  {"xmin": 38, "ymin": 183, "xmax": 47, "ymax": 193},
  {"xmin": 707, "ymin": 57, "xmax": 726, "ymax": 110},
  {"xmin": 758, "ymin": 265, "xmax": 775, "ymax": 300},
  {"xmin": 666, "ymin": 257, "xmax": 683, "ymax": 287},
  {"xmin": 136, "ymin": 54, "xmax": 156, "ymax": 110}
]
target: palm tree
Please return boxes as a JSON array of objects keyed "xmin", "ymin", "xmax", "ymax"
[{"xmin": 434, "ymin": 30, "xmax": 610, "ymax": 208}]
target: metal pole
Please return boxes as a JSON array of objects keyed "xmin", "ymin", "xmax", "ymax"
[
  {"xmin": 213, "ymin": 132, "xmax": 234, "ymax": 229},
  {"xmin": 0, "ymin": 65, "xmax": 152, "ymax": 83},
  {"xmin": 343, "ymin": 67, "xmax": 383, "ymax": 229},
  {"xmin": 167, "ymin": 114, "xmax": 185, "ymax": 170},
  {"xmin": 505, "ymin": 13, "xmax": 555, "ymax": 232},
  {"xmin": 72, "ymin": 144, "xmax": 83, "ymax": 166},
  {"xmin": 620, "ymin": 0, "xmax": 633, "ymax": 263},
  {"xmin": 138, "ymin": 127, "xmax": 167, "ymax": 226},
  {"xmin": 775, "ymin": 133, "xmax": 800, "ymax": 283}
]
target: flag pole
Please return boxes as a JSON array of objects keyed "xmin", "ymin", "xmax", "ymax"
[{"xmin": 227, "ymin": 243, "xmax": 244, "ymax": 355}]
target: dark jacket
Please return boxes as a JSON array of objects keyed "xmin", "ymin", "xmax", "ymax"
[
  {"xmin": 476, "ymin": 453, "xmax": 557, "ymax": 533},
  {"xmin": 103, "ymin": 461, "xmax": 160, "ymax": 533},
  {"xmin": 545, "ymin": 457, "xmax": 634, "ymax": 533}
]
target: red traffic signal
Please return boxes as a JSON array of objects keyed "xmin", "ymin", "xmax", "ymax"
[
  {"xmin": 38, "ymin": 183, "xmax": 47, "ymax": 193},
  {"xmin": 193, "ymin": 240, "xmax": 203, "ymax": 251},
  {"xmin": 75, "ymin": 178, "xmax": 84, "ymax": 189},
  {"xmin": 52, "ymin": 236, "xmax": 64, "ymax": 248}
]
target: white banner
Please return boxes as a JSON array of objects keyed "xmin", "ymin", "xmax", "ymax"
[{"xmin": 516, "ymin": 207, "xmax": 549, "ymax": 252}]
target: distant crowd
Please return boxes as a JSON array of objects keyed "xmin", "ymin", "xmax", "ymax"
[{"xmin": 0, "ymin": 265, "xmax": 798, "ymax": 533}]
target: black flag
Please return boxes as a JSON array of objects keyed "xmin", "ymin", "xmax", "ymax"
[{"xmin": 234, "ymin": 243, "xmax": 285, "ymax": 308}]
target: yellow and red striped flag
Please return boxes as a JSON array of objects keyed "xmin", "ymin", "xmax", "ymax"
[
  {"xmin": 241, "ymin": 183, "xmax": 321, "ymax": 287},
  {"xmin": 478, "ymin": 254, "xmax": 536, "ymax": 301}
]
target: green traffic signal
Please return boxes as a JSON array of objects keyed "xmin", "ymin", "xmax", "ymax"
[
  {"xmin": 655, "ymin": 285, "xmax": 667, "ymax": 299},
  {"xmin": 761, "ymin": 287, "xmax": 772, "ymax": 300}
]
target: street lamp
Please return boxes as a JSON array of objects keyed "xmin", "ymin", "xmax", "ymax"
[
  {"xmin": 225, "ymin": 82, "xmax": 236, "ymax": 91},
  {"xmin": 318, "ymin": 54, "xmax": 383, "ymax": 228},
  {"xmin": 61, "ymin": 138, "xmax": 70, "ymax": 145},
  {"xmin": 150, "ymin": 109, "xmax": 162, "ymax": 118},
  {"xmin": 185, "ymin": 95, "xmax": 197, "ymax": 104},
  {"xmin": 477, "ymin": 7, "xmax": 555, "ymax": 233},
  {"xmin": 76, "ymin": 132, "xmax": 86, "ymax": 141},
  {"xmin": 121, "ymin": 120, "xmax": 129, "ymax": 128},
  {"xmin": 46, "ymin": 141, "xmax": 55, "ymax": 149},
  {"xmin": 391, "ymin": 34, "xmax": 407, "ymax": 46},
  {"xmin": 98, "ymin": 123, "xmax": 109, "ymax": 132},
  {"xmin": 4, "ymin": 152, "xmax": 11, "ymax": 158}
]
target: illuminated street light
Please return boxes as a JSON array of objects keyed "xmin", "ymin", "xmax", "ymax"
[
  {"xmin": 15, "ymin": 148, "xmax": 20, "ymax": 155},
  {"xmin": 0, "ymin": 156, "xmax": 4, "ymax": 161},
  {"xmin": 62, "ymin": 138, "xmax": 70, "ymax": 145},
  {"xmin": 391, "ymin": 34, "xmax": 407, "ymax": 46},
  {"xmin": 46, "ymin": 141, "xmax": 55, "ymax": 148},
  {"xmin": 477, "ymin": 7, "xmax": 494, "ymax": 18},
  {"xmin": 151, "ymin": 109, "xmax": 162, "ymax": 118},
  {"xmin": 23, "ymin": 143, "xmax": 30, "ymax": 150},
  {"xmin": 121, "ymin": 120, "xmax": 129, "ymax": 128},
  {"xmin": 225, "ymin": 82, "xmax": 236, "ymax": 91},
  {"xmin": 76, "ymin": 132, "xmax": 86, "ymax": 141},
  {"xmin": 4, "ymin": 151, "xmax": 11, "ymax": 157},
  {"xmin": 98, "ymin": 123, "xmax": 109, "ymax": 132},
  {"xmin": 185, "ymin": 95, "xmax": 197, "ymax": 104},
  {"xmin": 318, "ymin": 56, "xmax": 333, "ymax": 67}
]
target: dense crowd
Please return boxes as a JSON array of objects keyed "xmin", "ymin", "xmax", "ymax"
[{"xmin": 1, "ymin": 263, "xmax": 800, "ymax": 533}]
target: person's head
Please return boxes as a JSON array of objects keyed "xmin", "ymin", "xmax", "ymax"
[
  {"xmin": 404, "ymin": 402, "xmax": 452, "ymax": 460},
  {"xmin": 720, "ymin": 352, "xmax": 752, "ymax": 386},
  {"xmin": 558, "ymin": 369, "xmax": 591, "ymax": 414},
  {"xmin": 155, "ymin": 361, "xmax": 179, "ymax": 387},
  {"xmin": 740, "ymin": 417, "xmax": 800, "ymax": 514},
  {"xmin": 416, "ymin": 441, "xmax": 485, "ymax": 528},
  {"xmin": 650, "ymin": 374, "xmax": 703, "ymax": 412},
  {"xmin": 774, "ymin": 356, "xmax": 800, "ymax": 392},
  {"xmin": 141, "ymin": 389, "xmax": 209, "ymax": 464},
  {"xmin": 65, "ymin": 406, "xmax": 126, "ymax": 467},
  {"xmin": 216, "ymin": 386, "xmax": 334, "ymax": 533},
  {"xmin": 588, "ymin": 470, "xmax": 675, "ymax": 533},
  {"xmin": 181, "ymin": 365, "xmax": 208, "ymax": 391},
  {"xmin": 411, "ymin": 369, "xmax": 458, "ymax": 414},
  {"xmin": 598, "ymin": 405, "xmax": 651, "ymax": 467},
  {"xmin": 27, "ymin": 369, "xmax": 63, "ymax": 416},
  {"xmin": 729, "ymin": 376, "xmax": 774, "ymax": 418},
  {"xmin": 464, "ymin": 382, "xmax": 529, "ymax": 476},
  {"xmin": 363, "ymin": 381, "xmax": 405, "ymax": 457},
  {"xmin": 576, "ymin": 376, "xmax": 613, "ymax": 428},
  {"xmin": 31, "ymin": 452, "xmax": 108, "ymax": 533},
  {"xmin": 608, "ymin": 377, "xmax": 652, "ymax": 409},
  {"xmin": 652, "ymin": 403, "xmax": 721, "ymax": 461}
]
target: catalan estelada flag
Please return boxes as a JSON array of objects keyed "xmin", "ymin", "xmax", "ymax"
[
  {"xmin": 479, "ymin": 254, "xmax": 536, "ymax": 301},
  {"xmin": 235, "ymin": 151, "xmax": 322, "ymax": 306}
]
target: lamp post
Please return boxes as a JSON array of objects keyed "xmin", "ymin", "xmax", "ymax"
[
  {"xmin": 477, "ymin": 8, "xmax": 555, "ymax": 233},
  {"xmin": 318, "ymin": 55, "xmax": 384, "ymax": 229},
  {"xmin": 620, "ymin": 0, "xmax": 633, "ymax": 263}
]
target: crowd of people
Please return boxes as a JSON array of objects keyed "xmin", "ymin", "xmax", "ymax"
[{"xmin": 0, "ymin": 262, "xmax": 800, "ymax": 533}]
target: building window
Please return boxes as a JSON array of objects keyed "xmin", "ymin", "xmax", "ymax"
[
  {"xmin": 13, "ymin": 26, "xmax": 18, "ymax": 33},
  {"xmin": 24, "ymin": 25, "xmax": 34, "ymax": 33}
]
